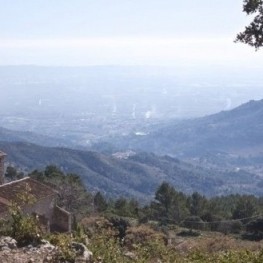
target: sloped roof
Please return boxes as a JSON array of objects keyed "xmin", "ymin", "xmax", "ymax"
[{"xmin": 0, "ymin": 177, "xmax": 57, "ymax": 205}]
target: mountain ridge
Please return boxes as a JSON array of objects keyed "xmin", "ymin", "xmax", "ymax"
[
  {"xmin": 0, "ymin": 140, "xmax": 262, "ymax": 199},
  {"xmin": 103, "ymin": 99, "xmax": 263, "ymax": 157},
  {"xmin": 0, "ymin": 126, "xmax": 73, "ymax": 148}
]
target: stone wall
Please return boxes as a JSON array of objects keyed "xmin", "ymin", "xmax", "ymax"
[
  {"xmin": 23, "ymin": 195, "xmax": 57, "ymax": 232},
  {"xmin": 24, "ymin": 195, "xmax": 56, "ymax": 219},
  {"xmin": 51, "ymin": 205, "xmax": 71, "ymax": 232},
  {"xmin": 0, "ymin": 156, "xmax": 5, "ymax": 185},
  {"xmin": 1, "ymin": 195, "xmax": 71, "ymax": 233}
]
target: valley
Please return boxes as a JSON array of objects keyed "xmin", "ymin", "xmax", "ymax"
[
  {"xmin": 0, "ymin": 66, "xmax": 263, "ymax": 198},
  {"xmin": 1, "ymin": 65, "xmax": 263, "ymax": 147}
]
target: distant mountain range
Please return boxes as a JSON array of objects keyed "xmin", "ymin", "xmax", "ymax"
[
  {"xmin": 102, "ymin": 99, "xmax": 263, "ymax": 158},
  {"xmin": 3, "ymin": 99, "xmax": 263, "ymax": 160},
  {"xmin": 0, "ymin": 126, "xmax": 73, "ymax": 148},
  {"xmin": 0, "ymin": 141, "xmax": 262, "ymax": 199},
  {"xmin": 2, "ymin": 65, "xmax": 263, "ymax": 143},
  {"xmin": 1, "ymin": 99, "xmax": 263, "ymax": 198}
]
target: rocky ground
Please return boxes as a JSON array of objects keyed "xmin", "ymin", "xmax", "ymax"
[{"xmin": 0, "ymin": 236, "xmax": 93, "ymax": 263}]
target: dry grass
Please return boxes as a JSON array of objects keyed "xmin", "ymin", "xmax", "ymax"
[
  {"xmin": 125, "ymin": 225, "xmax": 166, "ymax": 248},
  {"xmin": 172, "ymin": 231, "xmax": 263, "ymax": 255}
]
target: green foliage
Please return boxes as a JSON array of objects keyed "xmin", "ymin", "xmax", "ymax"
[
  {"xmin": 3, "ymin": 164, "xmax": 263, "ymax": 260},
  {"xmin": 246, "ymin": 218, "xmax": 263, "ymax": 233},
  {"xmin": 114, "ymin": 197, "xmax": 129, "ymax": 216},
  {"xmin": 48, "ymin": 226, "xmax": 90, "ymax": 263},
  {"xmin": 48, "ymin": 233, "xmax": 76, "ymax": 263},
  {"xmin": 4, "ymin": 140, "xmax": 263, "ymax": 198},
  {"xmin": 5, "ymin": 185, "xmax": 42, "ymax": 246},
  {"xmin": 87, "ymin": 223, "xmax": 263, "ymax": 263},
  {"xmin": 3, "ymin": 165, "xmax": 263, "ymax": 262},
  {"xmin": 232, "ymin": 195, "xmax": 258, "ymax": 223},
  {"xmin": 236, "ymin": 0, "xmax": 263, "ymax": 49},
  {"xmin": 135, "ymin": 239, "xmax": 179, "ymax": 263},
  {"xmin": 94, "ymin": 192, "xmax": 108, "ymax": 213},
  {"xmin": 177, "ymin": 229, "xmax": 201, "ymax": 237},
  {"xmin": 5, "ymin": 165, "xmax": 24, "ymax": 181},
  {"xmin": 29, "ymin": 165, "xmax": 92, "ymax": 217},
  {"xmin": 89, "ymin": 227, "xmax": 178, "ymax": 263},
  {"xmin": 242, "ymin": 218, "xmax": 263, "ymax": 241},
  {"xmin": 72, "ymin": 222, "xmax": 88, "ymax": 244},
  {"xmin": 10, "ymin": 213, "xmax": 42, "ymax": 247},
  {"xmin": 124, "ymin": 224, "xmax": 165, "ymax": 248},
  {"xmin": 89, "ymin": 229, "xmax": 125, "ymax": 263},
  {"xmin": 141, "ymin": 182, "xmax": 263, "ymax": 236},
  {"xmin": 187, "ymin": 250, "xmax": 263, "ymax": 263},
  {"xmin": 189, "ymin": 192, "xmax": 208, "ymax": 217},
  {"xmin": 109, "ymin": 197, "xmax": 140, "ymax": 218},
  {"xmin": 0, "ymin": 219, "xmax": 9, "ymax": 236},
  {"xmin": 151, "ymin": 182, "xmax": 189, "ymax": 225}
]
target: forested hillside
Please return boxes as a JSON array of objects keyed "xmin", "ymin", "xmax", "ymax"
[{"xmin": 1, "ymin": 141, "xmax": 262, "ymax": 199}]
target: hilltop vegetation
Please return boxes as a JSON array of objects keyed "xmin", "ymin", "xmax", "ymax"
[
  {"xmin": 6, "ymin": 166, "xmax": 263, "ymax": 237},
  {"xmin": 1, "ymin": 167, "xmax": 263, "ymax": 262}
]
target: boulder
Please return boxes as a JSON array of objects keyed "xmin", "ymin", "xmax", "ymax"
[
  {"xmin": 71, "ymin": 242, "xmax": 93, "ymax": 263},
  {"xmin": 38, "ymin": 239, "xmax": 55, "ymax": 252},
  {"xmin": 123, "ymin": 251, "xmax": 137, "ymax": 260},
  {"xmin": 0, "ymin": 236, "xmax": 17, "ymax": 250}
]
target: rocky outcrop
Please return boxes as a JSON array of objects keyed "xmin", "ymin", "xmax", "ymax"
[
  {"xmin": 0, "ymin": 237, "xmax": 93, "ymax": 263},
  {"xmin": 71, "ymin": 242, "xmax": 93, "ymax": 263},
  {"xmin": 0, "ymin": 236, "xmax": 17, "ymax": 251}
]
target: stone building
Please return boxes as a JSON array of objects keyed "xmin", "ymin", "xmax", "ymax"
[
  {"xmin": 0, "ymin": 151, "xmax": 71, "ymax": 232},
  {"xmin": 0, "ymin": 151, "xmax": 7, "ymax": 185}
]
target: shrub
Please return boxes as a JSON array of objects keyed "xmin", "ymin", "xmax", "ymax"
[
  {"xmin": 125, "ymin": 225, "xmax": 165, "ymax": 249},
  {"xmin": 6, "ymin": 186, "xmax": 42, "ymax": 246},
  {"xmin": 217, "ymin": 221, "xmax": 243, "ymax": 235},
  {"xmin": 89, "ymin": 229, "xmax": 125, "ymax": 263},
  {"xmin": 48, "ymin": 233, "xmax": 76, "ymax": 263},
  {"xmin": 177, "ymin": 229, "xmax": 201, "ymax": 237},
  {"xmin": 10, "ymin": 212, "xmax": 42, "ymax": 246}
]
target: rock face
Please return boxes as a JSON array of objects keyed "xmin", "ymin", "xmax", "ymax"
[
  {"xmin": 0, "ymin": 237, "xmax": 93, "ymax": 263},
  {"xmin": 71, "ymin": 242, "xmax": 93, "ymax": 263},
  {"xmin": 0, "ymin": 238, "xmax": 57, "ymax": 263},
  {"xmin": 0, "ymin": 236, "xmax": 17, "ymax": 250}
]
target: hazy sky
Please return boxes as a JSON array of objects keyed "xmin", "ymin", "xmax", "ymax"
[{"xmin": 1, "ymin": 0, "xmax": 263, "ymax": 66}]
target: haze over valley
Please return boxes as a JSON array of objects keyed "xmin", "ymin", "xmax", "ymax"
[
  {"xmin": 1, "ymin": 66, "xmax": 263, "ymax": 197},
  {"xmin": 1, "ymin": 65, "xmax": 263, "ymax": 149},
  {"xmin": 1, "ymin": 0, "xmax": 263, "ymax": 199}
]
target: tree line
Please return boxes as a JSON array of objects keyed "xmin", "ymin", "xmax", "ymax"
[{"xmin": 5, "ymin": 165, "xmax": 263, "ymax": 239}]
